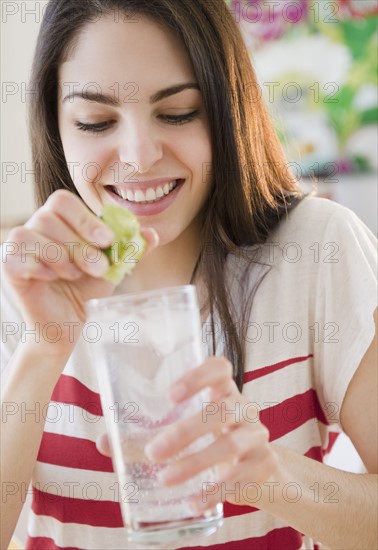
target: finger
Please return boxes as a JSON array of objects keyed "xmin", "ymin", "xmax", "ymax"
[
  {"xmin": 96, "ymin": 433, "xmax": 112, "ymax": 457},
  {"xmin": 16, "ymin": 225, "xmax": 109, "ymax": 279},
  {"xmin": 208, "ymin": 377, "xmax": 238, "ymax": 401},
  {"xmin": 26, "ymin": 206, "xmax": 88, "ymax": 247},
  {"xmin": 3, "ymin": 253, "xmax": 59, "ymax": 282},
  {"xmin": 3, "ymin": 227, "xmax": 84, "ymax": 281},
  {"xmin": 221, "ymin": 445, "xmax": 279, "ymax": 485},
  {"xmin": 146, "ymin": 394, "xmax": 260, "ymax": 462},
  {"xmin": 157, "ymin": 424, "xmax": 269, "ymax": 486},
  {"xmin": 25, "ymin": 209, "xmax": 110, "ymax": 277},
  {"xmin": 43, "ymin": 190, "xmax": 114, "ymax": 247},
  {"xmin": 39, "ymin": 191, "xmax": 159, "ymax": 261},
  {"xmin": 169, "ymin": 356, "xmax": 234, "ymax": 403}
]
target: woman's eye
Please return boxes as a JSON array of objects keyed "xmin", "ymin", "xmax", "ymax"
[
  {"xmin": 160, "ymin": 111, "xmax": 199, "ymax": 125},
  {"xmin": 75, "ymin": 121, "xmax": 113, "ymax": 134},
  {"xmin": 74, "ymin": 111, "xmax": 199, "ymax": 133}
]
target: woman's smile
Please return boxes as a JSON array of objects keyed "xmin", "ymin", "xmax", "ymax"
[{"xmin": 104, "ymin": 177, "xmax": 186, "ymax": 216}]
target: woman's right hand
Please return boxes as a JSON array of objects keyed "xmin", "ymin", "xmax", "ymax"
[{"xmin": 2, "ymin": 190, "xmax": 158, "ymax": 359}]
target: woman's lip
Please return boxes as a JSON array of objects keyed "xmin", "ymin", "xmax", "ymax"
[{"xmin": 105, "ymin": 179, "xmax": 185, "ymax": 216}]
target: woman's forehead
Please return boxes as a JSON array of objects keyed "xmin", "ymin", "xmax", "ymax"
[{"xmin": 58, "ymin": 15, "xmax": 196, "ymax": 96}]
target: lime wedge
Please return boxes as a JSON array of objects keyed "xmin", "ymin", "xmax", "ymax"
[{"xmin": 100, "ymin": 205, "xmax": 146, "ymax": 284}]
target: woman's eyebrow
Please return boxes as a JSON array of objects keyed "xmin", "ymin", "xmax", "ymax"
[
  {"xmin": 62, "ymin": 82, "xmax": 200, "ymax": 105},
  {"xmin": 150, "ymin": 83, "xmax": 199, "ymax": 103}
]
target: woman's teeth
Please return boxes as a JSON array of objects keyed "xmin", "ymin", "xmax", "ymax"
[{"xmin": 112, "ymin": 180, "xmax": 179, "ymax": 203}]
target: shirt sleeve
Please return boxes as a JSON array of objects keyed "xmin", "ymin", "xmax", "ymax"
[{"xmin": 313, "ymin": 204, "xmax": 377, "ymax": 422}]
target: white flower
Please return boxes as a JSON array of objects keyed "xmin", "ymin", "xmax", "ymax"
[
  {"xmin": 253, "ymin": 35, "xmax": 352, "ymax": 90},
  {"xmin": 353, "ymin": 84, "xmax": 378, "ymax": 111},
  {"xmin": 346, "ymin": 125, "xmax": 378, "ymax": 171},
  {"xmin": 283, "ymin": 110, "xmax": 340, "ymax": 170}
]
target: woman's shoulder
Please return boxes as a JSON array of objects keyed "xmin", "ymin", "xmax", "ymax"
[
  {"xmin": 227, "ymin": 193, "xmax": 377, "ymax": 285},
  {"xmin": 264, "ymin": 193, "xmax": 377, "ymax": 262},
  {"xmin": 275, "ymin": 193, "xmax": 374, "ymax": 239}
]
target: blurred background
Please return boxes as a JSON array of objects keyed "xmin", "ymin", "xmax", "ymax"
[
  {"xmin": 226, "ymin": 0, "xmax": 378, "ymax": 234},
  {"xmin": 1, "ymin": 0, "xmax": 377, "ymax": 547}
]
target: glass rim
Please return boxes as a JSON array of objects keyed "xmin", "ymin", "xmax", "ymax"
[{"xmin": 84, "ymin": 283, "xmax": 197, "ymax": 313}]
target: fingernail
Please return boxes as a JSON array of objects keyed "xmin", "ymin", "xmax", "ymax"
[
  {"xmin": 151, "ymin": 230, "xmax": 159, "ymax": 246},
  {"xmin": 210, "ymin": 389, "xmax": 224, "ymax": 401},
  {"xmin": 170, "ymin": 383, "xmax": 187, "ymax": 402},
  {"xmin": 92, "ymin": 226, "xmax": 114, "ymax": 247},
  {"xmin": 141, "ymin": 227, "xmax": 159, "ymax": 247},
  {"xmin": 90, "ymin": 257, "xmax": 109, "ymax": 276},
  {"xmin": 145, "ymin": 438, "xmax": 168, "ymax": 460},
  {"xmin": 157, "ymin": 466, "xmax": 178, "ymax": 485}
]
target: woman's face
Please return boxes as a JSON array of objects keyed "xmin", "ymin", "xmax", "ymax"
[{"xmin": 58, "ymin": 15, "xmax": 212, "ymax": 247}]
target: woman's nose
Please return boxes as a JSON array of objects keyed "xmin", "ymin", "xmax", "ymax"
[{"xmin": 117, "ymin": 118, "xmax": 163, "ymax": 174}]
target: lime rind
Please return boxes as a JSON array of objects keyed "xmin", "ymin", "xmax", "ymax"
[{"xmin": 100, "ymin": 205, "xmax": 146, "ymax": 284}]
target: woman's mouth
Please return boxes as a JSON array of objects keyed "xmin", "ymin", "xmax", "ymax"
[
  {"xmin": 105, "ymin": 179, "xmax": 185, "ymax": 216},
  {"xmin": 108, "ymin": 179, "xmax": 182, "ymax": 204}
]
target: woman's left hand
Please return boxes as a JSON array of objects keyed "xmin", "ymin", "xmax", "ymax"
[{"xmin": 98, "ymin": 356, "xmax": 281, "ymax": 511}]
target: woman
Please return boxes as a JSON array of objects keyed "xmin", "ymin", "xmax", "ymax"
[{"xmin": 1, "ymin": 0, "xmax": 377, "ymax": 549}]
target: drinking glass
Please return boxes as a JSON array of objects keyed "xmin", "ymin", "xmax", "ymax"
[{"xmin": 85, "ymin": 285, "xmax": 223, "ymax": 545}]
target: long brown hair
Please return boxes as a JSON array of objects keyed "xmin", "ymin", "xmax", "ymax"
[{"xmin": 29, "ymin": 0, "xmax": 305, "ymax": 390}]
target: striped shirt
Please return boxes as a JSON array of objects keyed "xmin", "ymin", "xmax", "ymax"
[{"xmin": 2, "ymin": 196, "xmax": 377, "ymax": 549}]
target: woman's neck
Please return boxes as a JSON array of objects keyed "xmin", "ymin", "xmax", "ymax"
[{"xmin": 116, "ymin": 222, "xmax": 202, "ymax": 294}]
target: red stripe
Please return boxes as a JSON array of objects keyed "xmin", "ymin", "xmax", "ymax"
[
  {"xmin": 31, "ymin": 486, "xmax": 123, "ymax": 527},
  {"xmin": 305, "ymin": 446, "xmax": 324, "ymax": 462},
  {"xmin": 177, "ymin": 526, "xmax": 303, "ymax": 549},
  {"xmin": 260, "ymin": 389, "xmax": 329, "ymax": 442},
  {"xmin": 37, "ymin": 432, "xmax": 114, "ymax": 472},
  {"xmin": 223, "ymin": 501, "xmax": 258, "ymax": 517},
  {"xmin": 26, "ymin": 537, "xmax": 83, "ymax": 550},
  {"xmin": 326, "ymin": 431, "xmax": 340, "ymax": 453},
  {"xmin": 305, "ymin": 434, "xmax": 338, "ymax": 461},
  {"xmin": 51, "ymin": 374, "xmax": 103, "ymax": 416},
  {"xmin": 305, "ymin": 432, "xmax": 340, "ymax": 462},
  {"xmin": 244, "ymin": 354, "xmax": 313, "ymax": 383},
  {"xmin": 38, "ymin": 390, "xmax": 327, "ymax": 473}
]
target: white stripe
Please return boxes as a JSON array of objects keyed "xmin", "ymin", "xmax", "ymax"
[
  {"xmin": 63, "ymin": 338, "xmax": 100, "ymax": 394},
  {"xmin": 300, "ymin": 535, "xmax": 318, "ymax": 550},
  {"xmin": 43, "ymin": 402, "xmax": 106, "ymax": 442},
  {"xmin": 243, "ymin": 356, "xmax": 314, "ymax": 409},
  {"xmin": 27, "ymin": 511, "xmax": 134, "ymax": 550},
  {"xmin": 191, "ymin": 510, "xmax": 300, "ymax": 547},
  {"xmin": 33, "ymin": 462, "xmax": 118, "ymax": 501}
]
